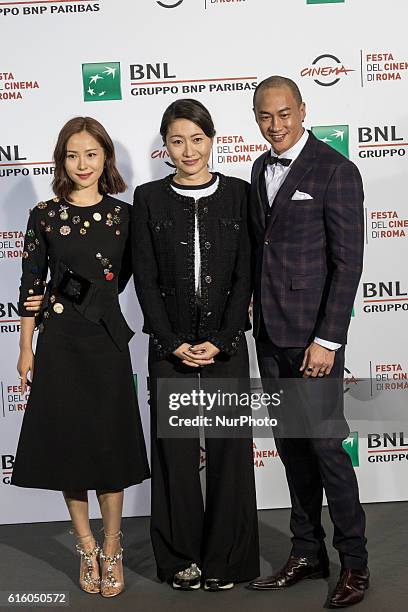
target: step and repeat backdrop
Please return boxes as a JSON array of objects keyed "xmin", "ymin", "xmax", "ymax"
[{"xmin": 1, "ymin": 0, "xmax": 407, "ymax": 524}]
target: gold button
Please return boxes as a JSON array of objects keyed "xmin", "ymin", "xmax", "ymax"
[
  {"xmin": 93, "ymin": 212, "xmax": 102, "ymax": 222},
  {"xmin": 53, "ymin": 303, "xmax": 64, "ymax": 314},
  {"xmin": 84, "ymin": 221, "xmax": 91, "ymax": 228}
]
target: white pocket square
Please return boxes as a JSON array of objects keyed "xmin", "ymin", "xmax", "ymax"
[{"xmin": 292, "ymin": 190, "xmax": 314, "ymax": 200}]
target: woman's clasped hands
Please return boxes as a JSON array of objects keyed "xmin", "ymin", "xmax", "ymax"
[{"xmin": 173, "ymin": 341, "xmax": 220, "ymax": 367}]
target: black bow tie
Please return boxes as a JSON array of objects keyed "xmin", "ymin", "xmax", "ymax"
[{"xmin": 266, "ymin": 155, "xmax": 292, "ymax": 167}]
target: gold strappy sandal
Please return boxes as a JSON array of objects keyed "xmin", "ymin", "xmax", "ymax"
[
  {"xmin": 99, "ymin": 530, "xmax": 124, "ymax": 598},
  {"xmin": 75, "ymin": 533, "xmax": 101, "ymax": 594}
]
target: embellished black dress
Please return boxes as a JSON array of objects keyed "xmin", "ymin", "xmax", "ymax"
[{"xmin": 11, "ymin": 195, "xmax": 150, "ymax": 491}]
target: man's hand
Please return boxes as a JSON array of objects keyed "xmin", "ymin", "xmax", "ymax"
[
  {"xmin": 300, "ymin": 342, "xmax": 335, "ymax": 378},
  {"xmin": 23, "ymin": 294, "xmax": 44, "ymax": 312}
]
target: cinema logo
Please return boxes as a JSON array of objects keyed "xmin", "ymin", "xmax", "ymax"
[
  {"xmin": 362, "ymin": 281, "xmax": 408, "ymax": 314},
  {"xmin": 0, "ymin": 71, "xmax": 40, "ymax": 101},
  {"xmin": 344, "ymin": 367, "xmax": 360, "ymax": 394},
  {"xmin": 0, "ymin": 1, "xmax": 100, "ymax": 17},
  {"xmin": 1, "ymin": 381, "xmax": 29, "ymax": 418},
  {"xmin": 300, "ymin": 54, "xmax": 355, "ymax": 86},
  {"xmin": 1, "ymin": 454, "xmax": 14, "ymax": 485},
  {"xmin": 216, "ymin": 135, "xmax": 268, "ymax": 165},
  {"xmin": 367, "ymin": 432, "xmax": 408, "ymax": 463},
  {"xmin": 253, "ymin": 441, "xmax": 279, "ymax": 468},
  {"xmin": 151, "ymin": 146, "xmax": 175, "ymax": 169},
  {"xmin": 156, "ymin": 0, "xmax": 183, "ymax": 7},
  {"xmin": 375, "ymin": 363, "xmax": 408, "ymax": 392},
  {"xmin": 0, "ymin": 301, "xmax": 20, "ymax": 333},
  {"xmin": 0, "ymin": 144, "xmax": 54, "ymax": 179},
  {"xmin": 130, "ymin": 62, "xmax": 257, "ymax": 97},
  {"xmin": 363, "ymin": 52, "xmax": 408, "ymax": 84}
]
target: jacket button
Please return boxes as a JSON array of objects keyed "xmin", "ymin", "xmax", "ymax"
[
  {"xmin": 203, "ymin": 206, "xmax": 208, "ymax": 213},
  {"xmin": 235, "ymin": 336, "xmax": 240, "ymax": 341},
  {"xmin": 155, "ymin": 225, "xmax": 160, "ymax": 232},
  {"xmin": 157, "ymin": 344, "xmax": 162, "ymax": 349},
  {"xmin": 231, "ymin": 342, "xmax": 237, "ymax": 348},
  {"xmin": 161, "ymin": 292, "xmax": 165, "ymax": 297},
  {"xmin": 234, "ymin": 223, "xmax": 240, "ymax": 230},
  {"xmin": 206, "ymin": 311, "xmax": 212, "ymax": 317},
  {"xmin": 264, "ymin": 240, "xmax": 270, "ymax": 246},
  {"xmin": 205, "ymin": 275, "xmax": 212, "ymax": 284},
  {"xmin": 205, "ymin": 241, "xmax": 211, "ymax": 249}
]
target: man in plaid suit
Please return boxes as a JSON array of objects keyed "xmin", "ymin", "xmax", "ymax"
[{"xmin": 247, "ymin": 76, "xmax": 369, "ymax": 608}]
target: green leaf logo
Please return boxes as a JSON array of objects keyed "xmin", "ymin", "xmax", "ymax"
[
  {"xmin": 342, "ymin": 431, "xmax": 359, "ymax": 467},
  {"xmin": 82, "ymin": 62, "xmax": 122, "ymax": 102},
  {"xmin": 311, "ymin": 125, "xmax": 349, "ymax": 158}
]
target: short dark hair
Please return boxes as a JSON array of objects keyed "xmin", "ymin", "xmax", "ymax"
[
  {"xmin": 253, "ymin": 75, "xmax": 303, "ymax": 108},
  {"xmin": 52, "ymin": 116, "xmax": 126, "ymax": 200},
  {"xmin": 160, "ymin": 98, "xmax": 216, "ymax": 142}
]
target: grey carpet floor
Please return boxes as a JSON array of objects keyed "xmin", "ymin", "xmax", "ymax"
[{"xmin": 0, "ymin": 502, "xmax": 406, "ymax": 611}]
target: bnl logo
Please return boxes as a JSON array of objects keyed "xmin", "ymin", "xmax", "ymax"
[
  {"xmin": 311, "ymin": 125, "xmax": 349, "ymax": 158},
  {"xmin": 343, "ymin": 432, "xmax": 359, "ymax": 467},
  {"xmin": 2, "ymin": 454, "xmax": 14, "ymax": 484}
]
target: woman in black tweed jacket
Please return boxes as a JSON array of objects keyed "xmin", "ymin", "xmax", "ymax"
[{"xmin": 132, "ymin": 99, "xmax": 259, "ymax": 591}]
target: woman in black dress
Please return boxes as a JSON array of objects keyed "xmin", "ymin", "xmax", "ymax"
[
  {"xmin": 132, "ymin": 99, "xmax": 259, "ymax": 591},
  {"xmin": 12, "ymin": 117, "xmax": 150, "ymax": 598}
]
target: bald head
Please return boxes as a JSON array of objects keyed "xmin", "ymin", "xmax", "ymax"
[{"xmin": 253, "ymin": 75, "xmax": 303, "ymax": 109}]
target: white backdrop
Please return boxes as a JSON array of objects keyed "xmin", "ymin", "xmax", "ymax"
[{"xmin": 1, "ymin": 0, "xmax": 407, "ymax": 524}]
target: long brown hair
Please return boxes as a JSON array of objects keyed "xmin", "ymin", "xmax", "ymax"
[{"xmin": 52, "ymin": 116, "xmax": 126, "ymax": 200}]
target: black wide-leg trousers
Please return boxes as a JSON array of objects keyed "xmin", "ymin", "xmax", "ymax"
[
  {"xmin": 148, "ymin": 339, "xmax": 260, "ymax": 582},
  {"xmin": 255, "ymin": 322, "xmax": 367, "ymax": 570}
]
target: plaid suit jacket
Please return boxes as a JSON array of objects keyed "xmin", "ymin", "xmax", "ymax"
[{"xmin": 249, "ymin": 131, "xmax": 364, "ymax": 347}]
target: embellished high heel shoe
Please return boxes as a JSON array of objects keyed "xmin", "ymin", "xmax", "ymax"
[
  {"xmin": 99, "ymin": 531, "xmax": 124, "ymax": 598},
  {"xmin": 75, "ymin": 533, "xmax": 101, "ymax": 594}
]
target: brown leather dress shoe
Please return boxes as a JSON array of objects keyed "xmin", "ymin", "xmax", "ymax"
[
  {"xmin": 329, "ymin": 567, "xmax": 370, "ymax": 608},
  {"xmin": 247, "ymin": 555, "xmax": 329, "ymax": 590}
]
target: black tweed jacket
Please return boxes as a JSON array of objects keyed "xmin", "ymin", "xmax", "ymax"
[{"xmin": 132, "ymin": 173, "xmax": 251, "ymax": 358}]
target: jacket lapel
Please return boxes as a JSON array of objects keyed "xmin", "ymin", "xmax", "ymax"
[
  {"xmin": 252, "ymin": 151, "xmax": 268, "ymax": 232},
  {"xmin": 265, "ymin": 131, "xmax": 318, "ymax": 234}
]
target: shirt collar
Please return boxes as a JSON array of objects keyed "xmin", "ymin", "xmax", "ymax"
[{"xmin": 270, "ymin": 128, "xmax": 309, "ymax": 165}]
